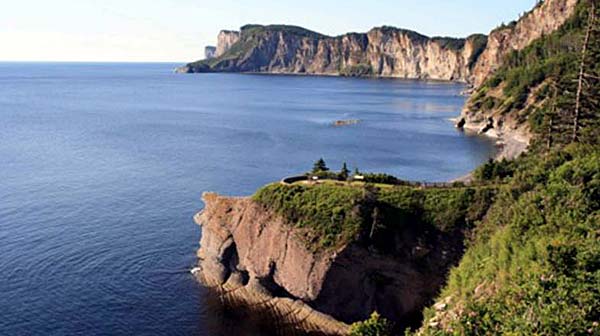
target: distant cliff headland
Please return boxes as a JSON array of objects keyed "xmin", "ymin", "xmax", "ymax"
[{"xmin": 178, "ymin": 0, "xmax": 577, "ymax": 86}]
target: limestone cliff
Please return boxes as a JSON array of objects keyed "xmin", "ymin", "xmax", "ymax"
[
  {"xmin": 181, "ymin": 25, "xmax": 485, "ymax": 82},
  {"xmin": 215, "ymin": 30, "xmax": 240, "ymax": 57},
  {"xmin": 180, "ymin": 0, "xmax": 578, "ymax": 84},
  {"xmin": 471, "ymin": 0, "xmax": 580, "ymax": 86},
  {"xmin": 195, "ymin": 191, "xmax": 469, "ymax": 333}
]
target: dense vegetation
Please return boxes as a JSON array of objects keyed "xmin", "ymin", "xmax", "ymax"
[
  {"xmin": 253, "ymin": 183, "xmax": 365, "ymax": 250},
  {"xmin": 431, "ymin": 37, "xmax": 466, "ymax": 51},
  {"xmin": 240, "ymin": 24, "xmax": 326, "ymax": 39},
  {"xmin": 252, "ymin": 181, "xmax": 497, "ymax": 251},
  {"xmin": 420, "ymin": 144, "xmax": 600, "ymax": 335},
  {"xmin": 468, "ymin": 1, "xmax": 599, "ymax": 147},
  {"xmin": 417, "ymin": 2, "xmax": 599, "ymax": 334}
]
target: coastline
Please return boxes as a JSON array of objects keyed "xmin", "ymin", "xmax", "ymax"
[
  {"xmin": 451, "ymin": 117, "xmax": 530, "ymax": 182},
  {"xmin": 175, "ymin": 66, "xmax": 470, "ymax": 84}
]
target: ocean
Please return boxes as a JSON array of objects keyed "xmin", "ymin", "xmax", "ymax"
[{"xmin": 0, "ymin": 62, "xmax": 495, "ymax": 335}]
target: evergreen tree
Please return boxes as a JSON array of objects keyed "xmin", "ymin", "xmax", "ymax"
[
  {"xmin": 339, "ymin": 162, "xmax": 350, "ymax": 181},
  {"xmin": 543, "ymin": 82, "xmax": 575, "ymax": 148},
  {"xmin": 312, "ymin": 158, "xmax": 329, "ymax": 173}
]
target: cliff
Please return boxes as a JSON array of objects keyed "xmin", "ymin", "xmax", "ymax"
[
  {"xmin": 195, "ymin": 183, "xmax": 497, "ymax": 333},
  {"xmin": 457, "ymin": 0, "xmax": 587, "ymax": 155},
  {"xmin": 471, "ymin": 0, "xmax": 580, "ymax": 86},
  {"xmin": 179, "ymin": 0, "xmax": 578, "ymax": 84},
  {"xmin": 180, "ymin": 25, "xmax": 485, "ymax": 82},
  {"xmin": 215, "ymin": 30, "xmax": 240, "ymax": 57}
]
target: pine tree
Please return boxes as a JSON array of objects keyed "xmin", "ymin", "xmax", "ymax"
[
  {"xmin": 339, "ymin": 162, "xmax": 350, "ymax": 181},
  {"xmin": 312, "ymin": 158, "xmax": 329, "ymax": 173},
  {"xmin": 544, "ymin": 82, "xmax": 575, "ymax": 148}
]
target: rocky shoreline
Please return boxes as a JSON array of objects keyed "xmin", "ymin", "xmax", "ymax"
[
  {"xmin": 193, "ymin": 190, "xmax": 469, "ymax": 334},
  {"xmin": 188, "ymin": 0, "xmax": 580, "ymax": 333}
]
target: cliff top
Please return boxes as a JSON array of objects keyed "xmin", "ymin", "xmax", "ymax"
[
  {"xmin": 252, "ymin": 182, "xmax": 497, "ymax": 251},
  {"xmin": 240, "ymin": 24, "xmax": 327, "ymax": 39}
]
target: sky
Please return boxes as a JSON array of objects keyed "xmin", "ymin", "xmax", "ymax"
[{"xmin": 0, "ymin": 0, "xmax": 538, "ymax": 63}]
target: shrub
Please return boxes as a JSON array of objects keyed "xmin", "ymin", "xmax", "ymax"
[{"xmin": 349, "ymin": 312, "xmax": 393, "ymax": 336}]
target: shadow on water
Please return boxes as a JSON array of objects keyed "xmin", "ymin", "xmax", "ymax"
[{"xmin": 201, "ymin": 286, "xmax": 333, "ymax": 336}]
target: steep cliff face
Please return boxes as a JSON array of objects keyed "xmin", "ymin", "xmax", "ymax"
[
  {"xmin": 215, "ymin": 30, "xmax": 240, "ymax": 57},
  {"xmin": 458, "ymin": 0, "xmax": 585, "ymax": 154},
  {"xmin": 471, "ymin": 0, "xmax": 580, "ymax": 85},
  {"xmin": 184, "ymin": 25, "xmax": 483, "ymax": 82},
  {"xmin": 181, "ymin": 0, "xmax": 578, "ymax": 84},
  {"xmin": 196, "ymin": 191, "xmax": 469, "ymax": 332}
]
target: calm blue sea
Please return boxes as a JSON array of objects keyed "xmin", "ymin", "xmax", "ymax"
[{"xmin": 0, "ymin": 62, "xmax": 495, "ymax": 335}]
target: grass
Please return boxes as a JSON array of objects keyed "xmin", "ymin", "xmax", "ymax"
[{"xmin": 253, "ymin": 182, "xmax": 498, "ymax": 251}]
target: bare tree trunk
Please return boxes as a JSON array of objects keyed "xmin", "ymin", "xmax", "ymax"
[
  {"xmin": 369, "ymin": 207, "xmax": 379, "ymax": 240},
  {"xmin": 547, "ymin": 85, "xmax": 558, "ymax": 150},
  {"xmin": 573, "ymin": 2, "xmax": 596, "ymax": 142},
  {"xmin": 547, "ymin": 115, "xmax": 554, "ymax": 150}
]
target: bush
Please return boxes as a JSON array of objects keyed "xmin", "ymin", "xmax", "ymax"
[
  {"xmin": 349, "ymin": 312, "xmax": 393, "ymax": 336},
  {"xmin": 474, "ymin": 159, "xmax": 516, "ymax": 182}
]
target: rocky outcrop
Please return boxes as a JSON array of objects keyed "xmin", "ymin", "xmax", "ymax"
[
  {"xmin": 471, "ymin": 0, "xmax": 580, "ymax": 86},
  {"xmin": 215, "ymin": 30, "xmax": 240, "ymax": 57},
  {"xmin": 205, "ymin": 46, "xmax": 216, "ymax": 59},
  {"xmin": 195, "ymin": 192, "xmax": 467, "ymax": 333},
  {"xmin": 181, "ymin": 0, "xmax": 578, "ymax": 84}
]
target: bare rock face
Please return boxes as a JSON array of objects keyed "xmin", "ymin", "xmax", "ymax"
[
  {"xmin": 205, "ymin": 46, "xmax": 216, "ymax": 59},
  {"xmin": 183, "ymin": 0, "xmax": 578, "ymax": 87},
  {"xmin": 195, "ymin": 192, "xmax": 466, "ymax": 331},
  {"xmin": 471, "ymin": 0, "xmax": 579, "ymax": 85},
  {"xmin": 215, "ymin": 30, "xmax": 241, "ymax": 57},
  {"xmin": 188, "ymin": 26, "xmax": 481, "ymax": 82}
]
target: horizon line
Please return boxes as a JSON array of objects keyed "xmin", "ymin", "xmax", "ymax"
[{"xmin": 0, "ymin": 60, "xmax": 189, "ymax": 64}]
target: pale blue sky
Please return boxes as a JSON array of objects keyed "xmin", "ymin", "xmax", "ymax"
[{"xmin": 0, "ymin": 0, "xmax": 537, "ymax": 62}]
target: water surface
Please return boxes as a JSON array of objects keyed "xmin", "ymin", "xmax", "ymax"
[{"xmin": 0, "ymin": 63, "xmax": 495, "ymax": 335}]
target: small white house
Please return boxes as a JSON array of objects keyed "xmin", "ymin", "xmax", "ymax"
[{"xmin": 353, "ymin": 175, "xmax": 365, "ymax": 181}]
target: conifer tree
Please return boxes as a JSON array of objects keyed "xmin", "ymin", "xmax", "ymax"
[
  {"xmin": 339, "ymin": 162, "xmax": 350, "ymax": 181},
  {"xmin": 312, "ymin": 158, "xmax": 329, "ymax": 173}
]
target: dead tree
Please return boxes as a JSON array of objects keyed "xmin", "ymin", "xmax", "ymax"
[{"xmin": 573, "ymin": 1, "xmax": 597, "ymax": 142}]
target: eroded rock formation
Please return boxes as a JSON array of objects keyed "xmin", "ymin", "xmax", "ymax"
[{"xmin": 195, "ymin": 192, "xmax": 467, "ymax": 333}]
